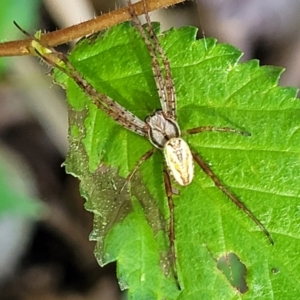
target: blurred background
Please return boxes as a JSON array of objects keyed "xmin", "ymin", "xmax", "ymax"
[{"xmin": 0, "ymin": 0, "xmax": 299, "ymax": 299}]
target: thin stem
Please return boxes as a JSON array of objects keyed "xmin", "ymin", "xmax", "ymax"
[{"xmin": 0, "ymin": 0, "xmax": 186, "ymax": 57}]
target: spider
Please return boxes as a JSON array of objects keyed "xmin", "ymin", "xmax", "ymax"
[{"xmin": 19, "ymin": 0, "xmax": 273, "ymax": 288}]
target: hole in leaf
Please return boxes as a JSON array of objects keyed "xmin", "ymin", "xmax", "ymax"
[
  {"xmin": 217, "ymin": 252, "xmax": 248, "ymax": 293},
  {"xmin": 271, "ymin": 267, "xmax": 280, "ymax": 275}
]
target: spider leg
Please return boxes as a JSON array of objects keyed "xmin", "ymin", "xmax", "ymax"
[
  {"xmin": 141, "ymin": 0, "xmax": 177, "ymax": 120},
  {"xmin": 127, "ymin": 0, "xmax": 176, "ymax": 119},
  {"xmin": 41, "ymin": 48, "xmax": 148, "ymax": 136},
  {"xmin": 119, "ymin": 148, "xmax": 155, "ymax": 194},
  {"xmin": 163, "ymin": 166, "xmax": 181, "ymax": 290},
  {"xmin": 192, "ymin": 151, "xmax": 274, "ymax": 245},
  {"xmin": 187, "ymin": 126, "xmax": 250, "ymax": 136},
  {"xmin": 16, "ymin": 21, "xmax": 148, "ymax": 137}
]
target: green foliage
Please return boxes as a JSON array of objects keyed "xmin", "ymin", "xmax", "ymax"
[
  {"xmin": 0, "ymin": 0, "xmax": 40, "ymax": 72},
  {"xmin": 56, "ymin": 22, "xmax": 300, "ymax": 299}
]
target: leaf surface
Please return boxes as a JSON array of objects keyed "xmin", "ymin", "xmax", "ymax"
[{"xmin": 56, "ymin": 22, "xmax": 300, "ymax": 299}]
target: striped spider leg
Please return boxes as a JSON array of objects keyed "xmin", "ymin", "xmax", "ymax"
[
  {"xmin": 13, "ymin": 22, "xmax": 149, "ymax": 139},
  {"xmin": 128, "ymin": 0, "xmax": 274, "ymax": 284}
]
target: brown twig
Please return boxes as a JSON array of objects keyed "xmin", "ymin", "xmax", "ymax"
[{"xmin": 0, "ymin": 0, "xmax": 186, "ymax": 57}]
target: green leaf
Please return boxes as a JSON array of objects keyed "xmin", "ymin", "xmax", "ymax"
[{"xmin": 56, "ymin": 22, "xmax": 300, "ymax": 299}]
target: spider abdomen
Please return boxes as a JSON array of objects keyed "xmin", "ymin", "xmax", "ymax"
[{"xmin": 163, "ymin": 138, "xmax": 194, "ymax": 186}]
